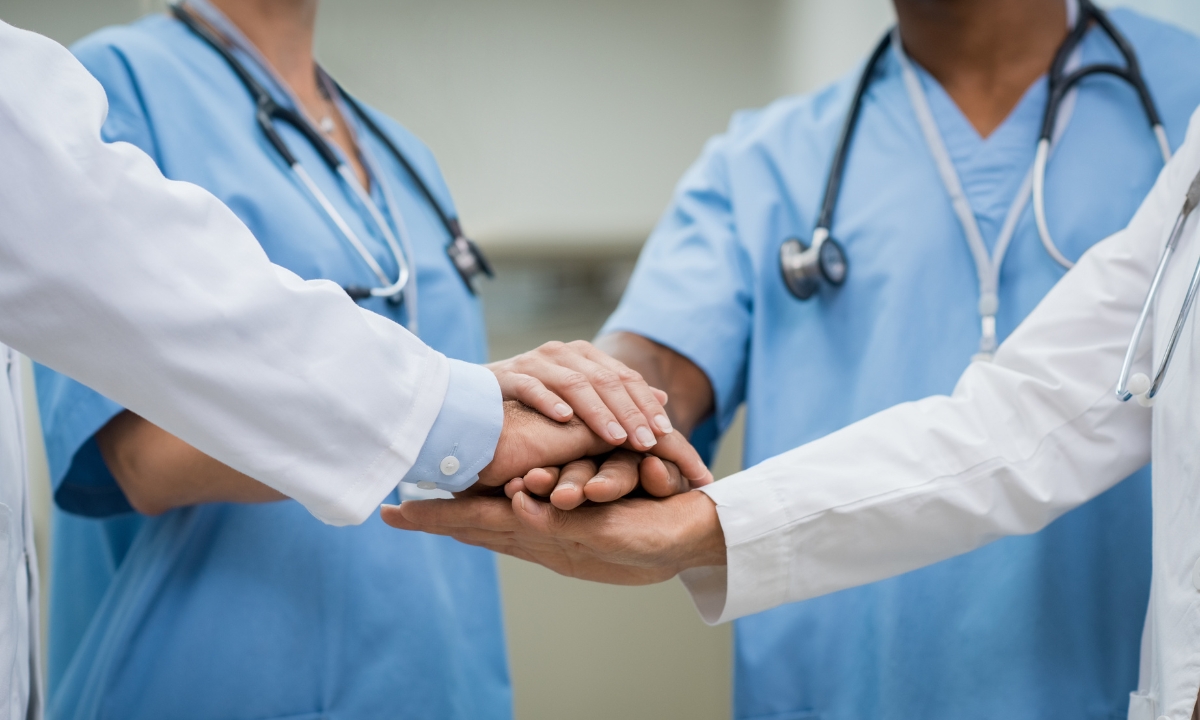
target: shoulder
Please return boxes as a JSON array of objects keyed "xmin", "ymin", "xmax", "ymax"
[
  {"xmin": 1109, "ymin": 9, "xmax": 1200, "ymax": 144},
  {"xmin": 1108, "ymin": 7, "xmax": 1200, "ymax": 53},
  {"xmin": 71, "ymin": 15, "xmax": 185, "ymax": 81},
  {"xmin": 685, "ymin": 69, "xmax": 861, "ymax": 183}
]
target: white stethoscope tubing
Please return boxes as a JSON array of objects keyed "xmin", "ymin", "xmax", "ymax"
[
  {"xmin": 1034, "ymin": 128, "xmax": 1172, "ymax": 270},
  {"xmin": 895, "ymin": 31, "xmax": 1078, "ymax": 360},
  {"xmin": 337, "ymin": 164, "xmax": 413, "ymax": 299},
  {"xmin": 1117, "ymin": 170, "xmax": 1200, "ymax": 405}
]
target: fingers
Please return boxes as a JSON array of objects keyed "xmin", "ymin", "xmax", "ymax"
[
  {"xmin": 496, "ymin": 373, "xmax": 573, "ymax": 423},
  {"xmin": 637, "ymin": 456, "xmax": 690, "ymax": 498},
  {"xmin": 477, "ymin": 402, "xmax": 612, "ymax": 488},
  {"xmin": 520, "ymin": 467, "xmax": 561, "ymax": 497},
  {"xmin": 581, "ymin": 450, "xmax": 641, "ymax": 504},
  {"xmin": 642, "ymin": 430, "xmax": 713, "ymax": 487},
  {"xmin": 389, "ymin": 496, "xmax": 520, "ymax": 532},
  {"xmin": 491, "ymin": 341, "xmax": 670, "ymax": 451}
]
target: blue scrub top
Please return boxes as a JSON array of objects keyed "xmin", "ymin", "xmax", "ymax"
[
  {"xmin": 36, "ymin": 13, "xmax": 508, "ymax": 720},
  {"xmin": 605, "ymin": 11, "xmax": 1200, "ymax": 720}
]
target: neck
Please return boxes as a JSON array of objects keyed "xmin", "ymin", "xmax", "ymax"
[
  {"xmin": 206, "ymin": 0, "xmax": 318, "ymax": 89},
  {"xmin": 894, "ymin": 0, "xmax": 1069, "ymax": 137}
]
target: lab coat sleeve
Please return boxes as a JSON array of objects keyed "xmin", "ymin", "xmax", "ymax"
[
  {"xmin": 0, "ymin": 21, "xmax": 497, "ymax": 526},
  {"xmin": 681, "ymin": 107, "xmax": 1200, "ymax": 625}
]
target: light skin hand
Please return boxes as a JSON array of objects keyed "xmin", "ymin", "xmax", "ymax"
[
  {"xmin": 487, "ymin": 340, "xmax": 673, "ymax": 451},
  {"xmin": 515, "ymin": 332, "xmax": 716, "ymax": 506},
  {"xmin": 472, "ymin": 401, "xmax": 617, "ymax": 491},
  {"xmin": 381, "ymin": 489, "xmax": 727, "ymax": 586},
  {"xmin": 97, "ymin": 411, "xmax": 285, "ymax": 516}
]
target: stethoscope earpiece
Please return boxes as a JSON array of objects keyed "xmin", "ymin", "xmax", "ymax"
[{"xmin": 780, "ymin": 230, "xmax": 848, "ymax": 301}]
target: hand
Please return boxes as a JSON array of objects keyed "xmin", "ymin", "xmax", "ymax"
[
  {"xmin": 507, "ymin": 450, "xmax": 694, "ymax": 510},
  {"xmin": 474, "ymin": 401, "xmax": 614, "ymax": 490},
  {"xmin": 382, "ymin": 490, "xmax": 727, "ymax": 585},
  {"xmin": 488, "ymin": 340, "xmax": 673, "ymax": 451}
]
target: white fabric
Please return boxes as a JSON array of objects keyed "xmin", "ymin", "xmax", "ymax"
[
  {"xmin": 688, "ymin": 106, "xmax": 1200, "ymax": 720},
  {"xmin": 0, "ymin": 349, "xmax": 37, "ymax": 720},
  {"xmin": 0, "ymin": 19, "xmax": 461, "ymax": 528}
]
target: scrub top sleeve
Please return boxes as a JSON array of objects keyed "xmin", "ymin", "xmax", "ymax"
[
  {"xmin": 33, "ymin": 365, "xmax": 132, "ymax": 517},
  {"xmin": 602, "ymin": 138, "xmax": 753, "ymax": 431}
]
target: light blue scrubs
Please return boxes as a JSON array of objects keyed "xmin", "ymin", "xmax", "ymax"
[
  {"xmin": 605, "ymin": 11, "xmax": 1200, "ymax": 720},
  {"xmin": 36, "ymin": 11, "xmax": 509, "ymax": 720}
]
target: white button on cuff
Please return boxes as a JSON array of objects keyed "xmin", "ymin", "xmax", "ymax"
[
  {"xmin": 440, "ymin": 457, "xmax": 461, "ymax": 476},
  {"xmin": 1192, "ymin": 557, "xmax": 1200, "ymax": 591},
  {"xmin": 417, "ymin": 481, "xmax": 438, "ymax": 491}
]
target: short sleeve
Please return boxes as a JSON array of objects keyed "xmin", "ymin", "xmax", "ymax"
[
  {"xmin": 34, "ymin": 364, "xmax": 131, "ymax": 517},
  {"xmin": 601, "ymin": 135, "xmax": 754, "ymax": 431},
  {"xmin": 33, "ymin": 36, "xmax": 163, "ymax": 518}
]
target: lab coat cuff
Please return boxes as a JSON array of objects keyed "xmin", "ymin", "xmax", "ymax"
[
  {"xmin": 400, "ymin": 359, "xmax": 502, "ymax": 493},
  {"xmin": 685, "ymin": 481, "xmax": 792, "ymax": 624}
]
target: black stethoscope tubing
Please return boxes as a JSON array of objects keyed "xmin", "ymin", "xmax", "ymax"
[
  {"xmin": 784, "ymin": 0, "xmax": 1165, "ymax": 301},
  {"xmin": 170, "ymin": 3, "xmax": 493, "ymax": 299}
]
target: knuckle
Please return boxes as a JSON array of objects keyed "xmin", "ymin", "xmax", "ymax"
[
  {"xmin": 616, "ymin": 367, "xmax": 644, "ymax": 384},
  {"xmin": 561, "ymin": 372, "xmax": 592, "ymax": 393},
  {"xmin": 592, "ymin": 370, "xmax": 622, "ymax": 389},
  {"xmin": 513, "ymin": 374, "xmax": 543, "ymax": 395},
  {"xmin": 540, "ymin": 340, "xmax": 567, "ymax": 355}
]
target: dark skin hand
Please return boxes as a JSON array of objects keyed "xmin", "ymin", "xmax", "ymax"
[{"xmin": 383, "ymin": 489, "xmax": 727, "ymax": 586}]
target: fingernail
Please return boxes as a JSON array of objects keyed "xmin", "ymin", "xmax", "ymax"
[
  {"xmin": 554, "ymin": 403, "xmax": 572, "ymax": 419},
  {"xmin": 654, "ymin": 414, "xmax": 673, "ymax": 434},
  {"xmin": 518, "ymin": 493, "xmax": 543, "ymax": 515},
  {"xmin": 635, "ymin": 426, "xmax": 657, "ymax": 447},
  {"xmin": 586, "ymin": 476, "xmax": 608, "ymax": 488},
  {"xmin": 607, "ymin": 422, "xmax": 627, "ymax": 441}
]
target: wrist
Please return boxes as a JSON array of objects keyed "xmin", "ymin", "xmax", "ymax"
[{"xmin": 675, "ymin": 490, "xmax": 726, "ymax": 570}]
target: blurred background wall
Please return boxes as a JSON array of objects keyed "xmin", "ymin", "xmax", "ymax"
[{"xmin": 5, "ymin": 0, "xmax": 1198, "ymax": 717}]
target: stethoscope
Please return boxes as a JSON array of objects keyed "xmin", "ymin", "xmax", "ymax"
[
  {"xmin": 1116, "ymin": 167, "xmax": 1200, "ymax": 407},
  {"xmin": 171, "ymin": 3, "xmax": 493, "ymax": 305},
  {"xmin": 782, "ymin": 0, "xmax": 1168, "ymax": 361}
]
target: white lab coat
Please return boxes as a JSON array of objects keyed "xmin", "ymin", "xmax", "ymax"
[
  {"xmin": 0, "ymin": 21, "xmax": 475, "ymax": 719},
  {"xmin": 685, "ymin": 107, "xmax": 1200, "ymax": 720},
  {"xmin": 0, "ymin": 351, "xmax": 37, "ymax": 720}
]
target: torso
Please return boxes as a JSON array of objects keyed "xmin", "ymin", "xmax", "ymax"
[{"xmin": 42, "ymin": 15, "xmax": 505, "ymax": 720}]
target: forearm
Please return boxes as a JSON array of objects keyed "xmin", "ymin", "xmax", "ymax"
[
  {"xmin": 97, "ymin": 411, "xmax": 285, "ymax": 516},
  {"xmin": 594, "ymin": 332, "xmax": 714, "ymax": 437}
]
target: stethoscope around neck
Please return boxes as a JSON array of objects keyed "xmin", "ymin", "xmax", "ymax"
[
  {"xmin": 782, "ymin": 0, "xmax": 1168, "ymax": 335},
  {"xmin": 171, "ymin": 3, "xmax": 493, "ymax": 304}
]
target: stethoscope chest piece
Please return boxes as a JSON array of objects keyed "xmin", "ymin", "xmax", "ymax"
[
  {"xmin": 780, "ymin": 229, "xmax": 848, "ymax": 300},
  {"xmin": 447, "ymin": 233, "xmax": 494, "ymax": 294}
]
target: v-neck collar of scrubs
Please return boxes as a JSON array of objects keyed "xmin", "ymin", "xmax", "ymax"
[
  {"xmin": 179, "ymin": 0, "xmax": 422, "ymax": 330},
  {"xmin": 889, "ymin": 0, "xmax": 1078, "ymax": 359}
]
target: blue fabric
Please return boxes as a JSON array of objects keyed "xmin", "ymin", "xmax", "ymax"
[
  {"xmin": 36, "ymin": 14, "xmax": 508, "ymax": 720},
  {"xmin": 604, "ymin": 11, "xmax": 1200, "ymax": 720},
  {"xmin": 402, "ymin": 359, "xmax": 503, "ymax": 492}
]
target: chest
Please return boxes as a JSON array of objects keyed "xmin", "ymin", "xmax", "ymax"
[{"xmin": 124, "ymin": 56, "xmax": 486, "ymax": 360}]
